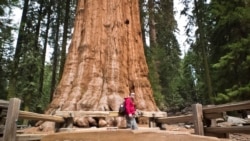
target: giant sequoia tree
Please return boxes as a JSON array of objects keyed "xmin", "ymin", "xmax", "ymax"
[{"xmin": 43, "ymin": 0, "xmax": 158, "ymax": 128}]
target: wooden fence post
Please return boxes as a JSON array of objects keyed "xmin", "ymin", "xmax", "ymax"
[
  {"xmin": 3, "ymin": 98, "xmax": 21, "ymax": 141},
  {"xmin": 192, "ymin": 103, "xmax": 204, "ymax": 135},
  {"xmin": 149, "ymin": 113, "xmax": 156, "ymax": 128}
]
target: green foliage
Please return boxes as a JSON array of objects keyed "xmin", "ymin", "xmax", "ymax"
[
  {"xmin": 208, "ymin": 0, "xmax": 250, "ymax": 103},
  {"xmin": 145, "ymin": 46, "xmax": 164, "ymax": 108},
  {"xmin": 154, "ymin": 0, "xmax": 182, "ymax": 109},
  {"xmin": 2, "ymin": 0, "xmax": 76, "ymax": 113},
  {"xmin": 16, "ymin": 50, "xmax": 41, "ymax": 111},
  {"xmin": 175, "ymin": 0, "xmax": 214, "ymax": 106},
  {"xmin": 176, "ymin": 49, "xmax": 209, "ymax": 105},
  {"xmin": 177, "ymin": 0, "xmax": 250, "ymax": 105},
  {"xmin": 178, "ymin": 51, "xmax": 197, "ymax": 104},
  {"xmin": 39, "ymin": 64, "xmax": 53, "ymax": 111},
  {"xmin": 215, "ymin": 84, "xmax": 250, "ymax": 103},
  {"xmin": 3, "ymin": 0, "xmax": 250, "ymax": 112},
  {"xmin": 0, "ymin": 0, "xmax": 18, "ymax": 100}
]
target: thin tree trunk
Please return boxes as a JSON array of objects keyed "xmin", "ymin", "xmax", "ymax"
[
  {"xmin": 59, "ymin": 0, "xmax": 71, "ymax": 80},
  {"xmin": 22, "ymin": 0, "xmax": 44, "ymax": 114},
  {"xmin": 39, "ymin": 0, "xmax": 52, "ymax": 97},
  {"xmin": 139, "ymin": 0, "xmax": 147, "ymax": 47},
  {"xmin": 148, "ymin": 0, "xmax": 157, "ymax": 46},
  {"xmin": 8, "ymin": 0, "xmax": 30, "ymax": 99},
  {"xmin": 147, "ymin": 0, "xmax": 162, "ymax": 103},
  {"xmin": 194, "ymin": 0, "xmax": 214, "ymax": 104},
  {"xmin": 50, "ymin": 2, "xmax": 61, "ymax": 102},
  {"xmin": 33, "ymin": 0, "xmax": 43, "ymax": 103},
  {"xmin": 34, "ymin": 0, "xmax": 43, "ymax": 51}
]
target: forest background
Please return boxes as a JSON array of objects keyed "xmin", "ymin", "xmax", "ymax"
[{"xmin": 0, "ymin": 0, "xmax": 250, "ymax": 114}]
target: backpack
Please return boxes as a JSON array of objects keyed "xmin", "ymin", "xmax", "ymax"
[{"xmin": 119, "ymin": 101, "xmax": 126, "ymax": 116}]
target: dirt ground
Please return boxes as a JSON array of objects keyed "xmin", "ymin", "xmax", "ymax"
[
  {"xmin": 19, "ymin": 124, "xmax": 250, "ymax": 141},
  {"xmin": 163, "ymin": 124, "xmax": 250, "ymax": 141}
]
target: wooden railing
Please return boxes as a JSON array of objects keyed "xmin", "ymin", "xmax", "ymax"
[
  {"xmin": 0, "ymin": 98, "xmax": 167, "ymax": 141},
  {"xmin": 156, "ymin": 101, "xmax": 250, "ymax": 138},
  {"xmin": 19, "ymin": 111, "xmax": 64, "ymax": 122},
  {"xmin": 1, "ymin": 98, "xmax": 21, "ymax": 141},
  {"xmin": 3, "ymin": 98, "xmax": 249, "ymax": 140}
]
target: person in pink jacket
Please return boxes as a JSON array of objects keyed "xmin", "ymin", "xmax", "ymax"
[{"xmin": 124, "ymin": 92, "xmax": 138, "ymax": 130}]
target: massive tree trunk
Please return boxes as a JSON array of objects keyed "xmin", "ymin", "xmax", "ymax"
[{"xmin": 44, "ymin": 0, "xmax": 158, "ymax": 129}]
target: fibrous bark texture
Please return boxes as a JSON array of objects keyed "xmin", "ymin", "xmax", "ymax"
[{"xmin": 45, "ymin": 0, "xmax": 158, "ymax": 127}]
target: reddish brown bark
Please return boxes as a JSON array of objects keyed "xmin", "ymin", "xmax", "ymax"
[{"xmin": 45, "ymin": 0, "xmax": 158, "ymax": 128}]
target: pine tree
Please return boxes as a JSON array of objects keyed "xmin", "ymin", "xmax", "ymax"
[
  {"xmin": 208, "ymin": 0, "xmax": 250, "ymax": 103},
  {"xmin": 0, "ymin": 0, "xmax": 19, "ymax": 99}
]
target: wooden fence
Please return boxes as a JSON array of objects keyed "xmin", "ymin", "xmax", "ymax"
[
  {"xmin": 0, "ymin": 98, "xmax": 166, "ymax": 141},
  {"xmin": 156, "ymin": 101, "xmax": 250, "ymax": 138},
  {"xmin": 1, "ymin": 98, "xmax": 250, "ymax": 140}
]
